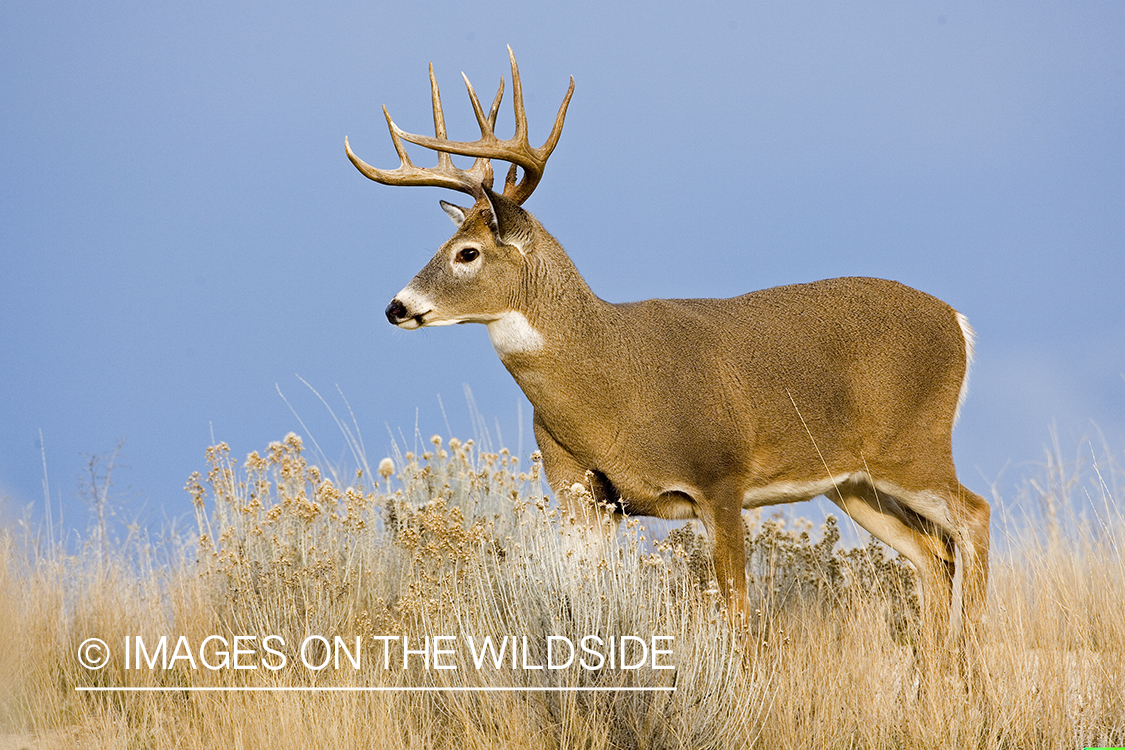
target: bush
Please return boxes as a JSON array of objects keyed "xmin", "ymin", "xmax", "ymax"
[{"xmin": 3, "ymin": 432, "xmax": 1123, "ymax": 748}]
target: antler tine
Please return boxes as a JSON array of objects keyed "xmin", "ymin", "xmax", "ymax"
[
  {"xmin": 503, "ymin": 46, "xmax": 575, "ymax": 204},
  {"xmin": 537, "ymin": 73, "xmax": 576, "ymax": 170},
  {"xmin": 428, "ymin": 63, "xmax": 453, "ymax": 172},
  {"xmin": 487, "ymin": 75, "xmax": 505, "ymax": 129},
  {"xmin": 431, "ymin": 64, "xmax": 503, "ymax": 185},
  {"xmin": 507, "ymin": 46, "xmax": 528, "ymax": 144},
  {"xmin": 458, "ymin": 71, "xmax": 508, "ymax": 189},
  {"xmin": 461, "ymin": 72, "xmax": 505, "ymax": 138},
  {"xmin": 393, "ymin": 47, "xmax": 574, "ymax": 205}
]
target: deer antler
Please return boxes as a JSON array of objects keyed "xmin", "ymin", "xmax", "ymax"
[
  {"xmin": 345, "ymin": 64, "xmax": 503, "ymax": 200},
  {"xmin": 345, "ymin": 46, "xmax": 574, "ymax": 205}
]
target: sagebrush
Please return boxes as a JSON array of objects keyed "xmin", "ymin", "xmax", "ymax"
[{"xmin": 2, "ymin": 432, "xmax": 1123, "ymax": 748}]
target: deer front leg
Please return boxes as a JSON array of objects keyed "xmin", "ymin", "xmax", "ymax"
[
  {"xmin": 699, "ymin": 482, "xmax": 752, "ymax": 625},
  {"xmin": 533, "ymin": 416, "xmax": 618, "ymax": 566}
]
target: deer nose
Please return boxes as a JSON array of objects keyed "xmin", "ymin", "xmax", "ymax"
[{"xmin": 385, "ymin": 299, "xmax": 409, "ymax": 324}]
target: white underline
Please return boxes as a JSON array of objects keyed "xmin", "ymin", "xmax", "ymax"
[{"xmin": 75, "ymin": 686, "xmax": 675, "ymax": 693}]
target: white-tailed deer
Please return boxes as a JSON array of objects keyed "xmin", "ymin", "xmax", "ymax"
[{"xmin": 346, "ymin": 48, "xmax": 990, "ymax": 645}]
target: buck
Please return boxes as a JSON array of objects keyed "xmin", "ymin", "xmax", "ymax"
[{"xmin": 345, "ymin": 48, "xmax": 990, "ymax": 645}]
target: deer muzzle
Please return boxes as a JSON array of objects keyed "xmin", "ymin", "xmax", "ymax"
[
  {"xmin": 387, "ymin": 296, "xmax": 409, "ymax": 323},
  {"xmin": 385, "ymin": 298, "xmax": 415, "ymax": 327}
]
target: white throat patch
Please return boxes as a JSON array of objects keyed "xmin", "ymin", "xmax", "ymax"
[{"xmin": 487, "ymin": 311, "xmax": 543, "ymax": 357}]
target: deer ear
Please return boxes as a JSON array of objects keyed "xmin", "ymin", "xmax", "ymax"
[
  {"xmin": 440, "ymin": 200, "xmax": 468, "ymax": 227},
  {"xmin": 481, "ymin": 186, "xmax": 533, "ymax": 253}
]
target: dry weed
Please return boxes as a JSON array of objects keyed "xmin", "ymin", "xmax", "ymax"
[{"xmin": 2, "ymin": 433, "xmax": 1122, "ymax": 749}]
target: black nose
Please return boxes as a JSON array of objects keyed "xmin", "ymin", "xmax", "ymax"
[{"xmin": 385, "ymin": 298, "xmax": 408, "ymax": 324}]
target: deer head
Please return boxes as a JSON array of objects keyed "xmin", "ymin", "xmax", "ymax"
[{"xmin": 345, "ymin": 48, "xmax": 574, "ymax": 337}]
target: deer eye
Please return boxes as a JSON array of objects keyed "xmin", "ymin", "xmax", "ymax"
[{"xmin": 455, "ymin": 247, "xmax": 480, "ymax": 263}]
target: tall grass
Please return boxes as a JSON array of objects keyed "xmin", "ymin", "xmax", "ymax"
[{"xmin": 2, "ymin": 432, "xmax": 1123, "ymax": 749}]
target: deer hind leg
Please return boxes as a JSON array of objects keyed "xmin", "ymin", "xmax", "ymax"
[
  {"xmin": 875, "ymin": 481, "xmax": 990, "ymax": 645},
  {"xmin": 945, "ymin": 482, "xmax": 991, "ymax": 694},
  {"xmin": 876, "ymin": 480, "xmax": 992, "ymax": 696},
  {"xmin": 935, "ymin": 483, "xmax": 990, "ymax": 644},
  {"xmin": 826, "ymin": 482, "xmax": 956, "ymax": 646},
  {"xmin": 953, "ymin": 484, "xmax": 990, "ymax": 630}
]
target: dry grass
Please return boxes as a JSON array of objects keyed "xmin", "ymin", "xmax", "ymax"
[{"xmin": 2, "ymin": 432, "xmax": 1123, "ymax": 749}]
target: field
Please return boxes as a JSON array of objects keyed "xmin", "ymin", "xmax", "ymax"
[{"xmin": 2, "ymin": 431, "xmax": 1123, "ymax": 749}]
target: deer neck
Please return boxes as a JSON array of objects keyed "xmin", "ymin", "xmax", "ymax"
[{"xmin": 486, "ymin": 241, "xmax": 621, "ymax": 411}]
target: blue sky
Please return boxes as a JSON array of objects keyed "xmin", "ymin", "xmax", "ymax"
[{"xmin": 2, "ymin": 1, "xmax": 1122, "ymax": 536}]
